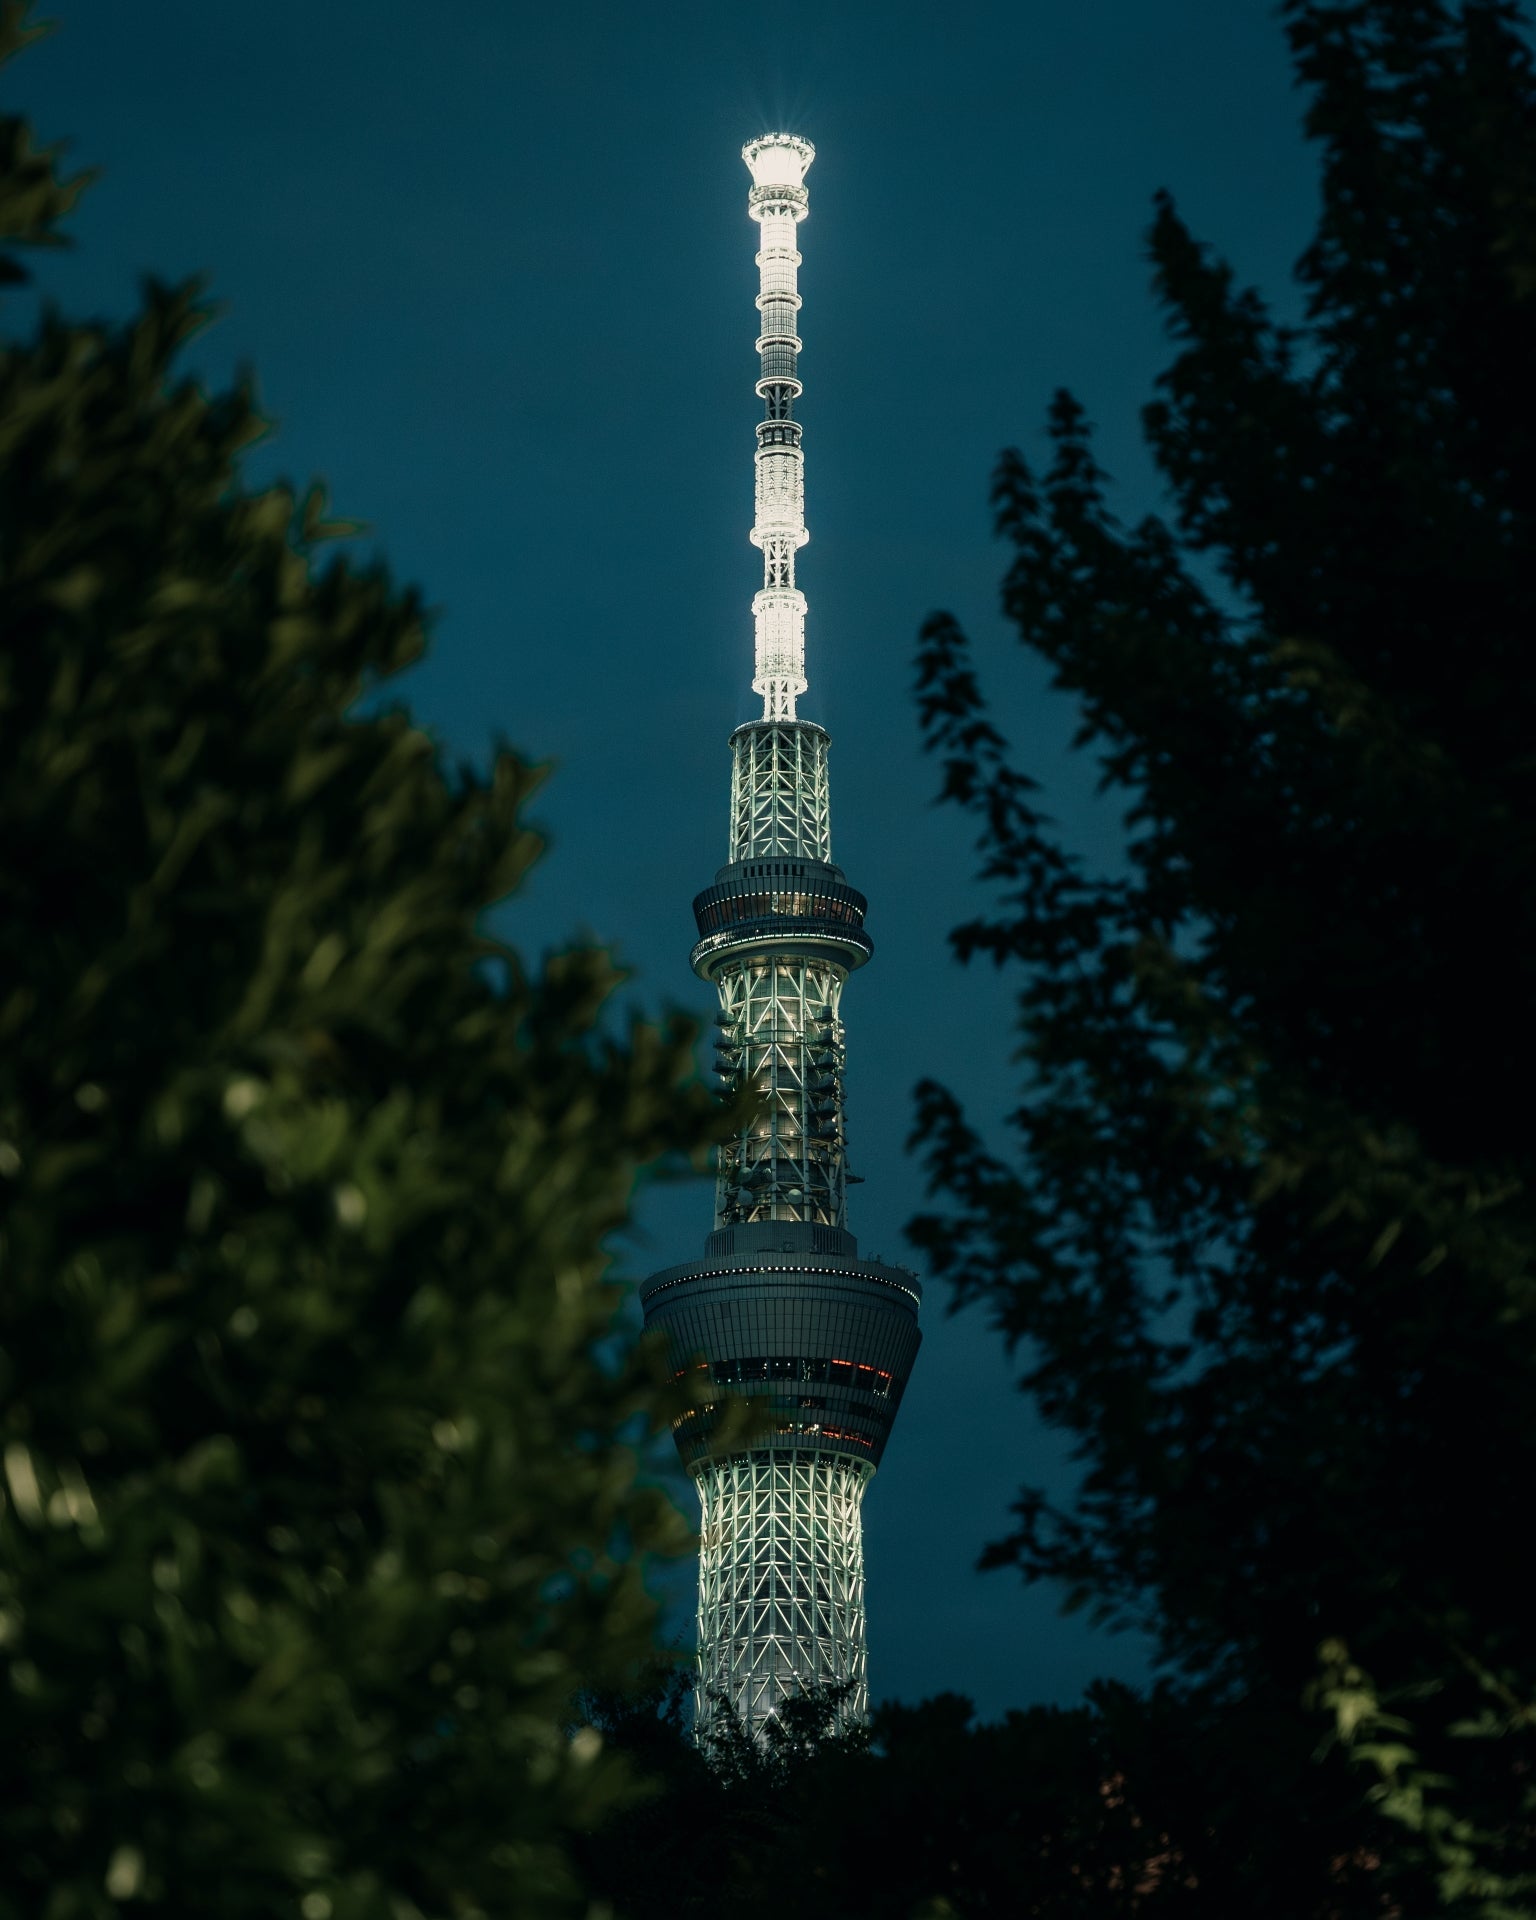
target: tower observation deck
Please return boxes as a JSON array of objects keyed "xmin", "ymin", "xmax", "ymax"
[{"xmin": 642, "ymin": 135, "xmax": 922, "ymax": 1739}]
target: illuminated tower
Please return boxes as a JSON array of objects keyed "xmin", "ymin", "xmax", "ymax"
[{"xmin": 641, "ymin": 134, "xmax": 922, "ymax": 1740}]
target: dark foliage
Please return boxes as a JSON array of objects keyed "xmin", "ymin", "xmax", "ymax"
[
  {"xmin": 0, "ymin": 12, "xmax": 728, "ymax": 1915},
  {"xmin": 911, "ymin": 1, "xmax": 1536, "ymax": 1912},
  {"xmin": 579, "ymin": 1672, "xmax": 1220, "ymax": 1920}
]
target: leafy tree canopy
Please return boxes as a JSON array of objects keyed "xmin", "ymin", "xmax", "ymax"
[
  {"xmin": 0, "ymin": 9, "xmax": 724, "ymax": 1915},
  {"xmin": 911, "ymin": 1, "xmax": 1536, "ymax": 1911}
]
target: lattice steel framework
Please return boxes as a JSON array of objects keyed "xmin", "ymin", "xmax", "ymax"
[
  {"xmin": 711, "ymin": 961, "xmax": 847, "ymax": 1229},
  {"xmin": 702, "ymin": 135, "xmax": 861, "ymax": 1244},
  {"xmin": 729, "ymin": 722, "xmax": 831, "ymax": 862},
  {"xmin": 642, "ymin": 133, "xmax": 921, "ymax": 1752},
  {"xmin": 696, "ymin": 1452, "xmax": 870, "ymax": 1735}
]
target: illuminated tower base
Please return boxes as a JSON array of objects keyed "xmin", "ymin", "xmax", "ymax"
[
  {"xmin": 643, "ymin": 1225, "xmax": 920, "ymax": 1738},
  {"xmin": 697, "ymin": 1452, "xmax": 869, "ymax": 1727}
]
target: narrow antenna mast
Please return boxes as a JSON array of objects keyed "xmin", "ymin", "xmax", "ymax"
[{"xmin": 744, "ymin": 133, "xmax": 814, "ymax": 721}]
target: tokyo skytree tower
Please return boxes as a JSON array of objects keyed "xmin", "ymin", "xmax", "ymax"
[{"xmin": 641, "ymin": 135, "xmax": 922, "ymax": 1739}]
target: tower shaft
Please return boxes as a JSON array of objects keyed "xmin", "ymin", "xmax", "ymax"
[
  {"xmin": 642, "ymin": 135, "xmax": 920, "ymax": 1744},
  {"xmin": 696, "ymin": 1451, "xmax": 869, "ymax": 1728}
]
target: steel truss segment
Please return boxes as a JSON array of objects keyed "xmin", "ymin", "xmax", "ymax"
[
  {"xmin": 713, "ymin": 958, "xmax": 847, "ymax": 1229},
  {"xmin": 694, "ymin": 1448, "xmax": 870, "ymax": 1739},
  {"xmin": 751, "ymin": 590, "xmax": 808, "ymax": 712},
  {"xmin": 728, "ymin": 723, "xmax": 831, "ymax": 864}
]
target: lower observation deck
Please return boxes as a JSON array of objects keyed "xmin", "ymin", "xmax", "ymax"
[{"xmin": 641, "ymin": 1226, "xmax": 922, "ymax": 1475}]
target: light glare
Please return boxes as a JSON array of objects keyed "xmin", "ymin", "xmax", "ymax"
[{"xmin": 742, "ymin": 133, "xmax": 815, "ymax": 189}]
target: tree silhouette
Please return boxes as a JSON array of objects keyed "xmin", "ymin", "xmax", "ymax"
[
  {"xmin": 0, "ymin": 10, "xmax": 725, "ymax": 1914},
  {"xmin": 912, "ymin": 2, "xmax": 1536, "ymax": 1911}
]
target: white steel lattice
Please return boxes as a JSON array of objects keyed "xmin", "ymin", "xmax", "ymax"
[
  {"xmin": 695, "ymin": 1450, "xmax": 870, "ymax": 1738},
  {"xmin": 713, "ymin": 960, "xmax": 846, "ymax": 1229},
  {"xmin": 752, "ymin": 587, "xmax": 806, "ymax": 697},
  {"xmin": 744, "ymin": 136, "xmax": 813, "ymax": 722},
  {"xmin": 753, "ymin": 450, "xmax": 806, "ymax": 540},
  {"xmin": 729, "ymin": 724, "xmax": 831, "ymax": 863}
]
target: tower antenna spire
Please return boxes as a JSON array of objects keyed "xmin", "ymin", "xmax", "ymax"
[
  {"xmin": 743, "ymin": 133, "xmax": 814, "ymax": 721},
  {"xmin": 642, "ymin": 135, "xmax": 921, "ymax": 1744}
]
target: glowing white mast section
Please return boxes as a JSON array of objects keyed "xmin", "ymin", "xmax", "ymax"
[{"xmin": 744, "ymin": 134, "xmax": 814, "ymax": 722}]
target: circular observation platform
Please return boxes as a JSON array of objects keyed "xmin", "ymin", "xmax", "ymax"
[
  {"xmin": 641, "ymin": 1245, "xmax": 922, "ymax": 1474},
  {"xmin": 691, "ymin": 861, "xmax": 872, "ymax": 982}
]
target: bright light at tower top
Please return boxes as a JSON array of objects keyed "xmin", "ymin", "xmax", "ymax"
[{"xmin": 742, "ymin": 133, "xmax": 815, "ymax": 187}]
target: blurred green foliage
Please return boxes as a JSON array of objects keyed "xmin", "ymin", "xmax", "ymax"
[
  {"xmin": 911, "ymin": 0, "xmax": 1536, "ymax": 1912},
  {"xmin": 0, "ymin": 8, "xmax": 726, "ymax": 1915}
]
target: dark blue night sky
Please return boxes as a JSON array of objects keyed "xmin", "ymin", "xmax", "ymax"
[{"xmin": 19, "ymin": 0, "xmax": 1320, "ymax": 1715}]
